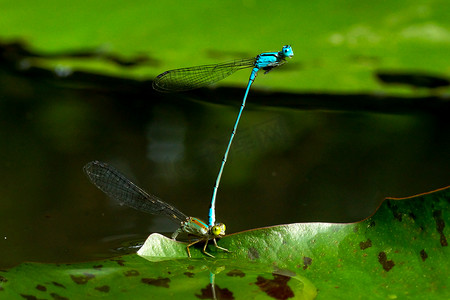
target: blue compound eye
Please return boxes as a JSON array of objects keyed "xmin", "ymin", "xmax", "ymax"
[{"xmin": 281, "ymin": 45, "xmax": 294, "ymax": 58}]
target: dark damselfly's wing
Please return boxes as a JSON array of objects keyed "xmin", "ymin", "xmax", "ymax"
[
  {"xmin": 153, "ymin": 58, "xmax": 255, "ymax": 92},
  {"xmin": 84, "ymin": 161, "xmax": 188, "ymax": 223}
]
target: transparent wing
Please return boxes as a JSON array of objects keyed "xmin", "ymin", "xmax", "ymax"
[
  {"xmin": 153, "ymin": 58, "xmax": 255, "ymax": 92},
  {"xmin": 84, "ymin": 161, "xmax": 188, "ymax": 223}
]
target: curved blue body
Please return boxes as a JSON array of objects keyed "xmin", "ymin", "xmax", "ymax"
[
  {"xmin": 208, "ymin": 45, "xmax": 294, "ymax": 226},
  {"xmin": 152, "ymin": 45, "xmax": 294, "ymax": 237}
]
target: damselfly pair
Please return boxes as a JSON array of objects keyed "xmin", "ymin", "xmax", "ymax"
[{"xmin": 84, "ymin": 45, "xmax": 294, "ymax": 258}]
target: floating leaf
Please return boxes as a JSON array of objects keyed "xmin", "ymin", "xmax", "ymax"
[
  {"xmin": 1, "ymin": 186, "xmax": 448, "ymax": 298},
  {"xmin": 0, "ymin": 255, "xmax": 316, "ymax": 299},
  {"xmin": 138, "ymin": 186, "xmax": 450, "ymax": 298}
]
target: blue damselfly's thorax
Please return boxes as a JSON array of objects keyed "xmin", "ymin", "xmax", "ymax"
[{"xmin": 254, "ymin": 45, "xmax": 294, "ymax": 70}]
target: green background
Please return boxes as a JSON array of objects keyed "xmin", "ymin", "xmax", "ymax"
[{"xmin": 1, "ymin": 0, "xmax": 449, "ymax": 92}]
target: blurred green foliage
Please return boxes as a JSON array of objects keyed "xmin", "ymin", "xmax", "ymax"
[{"xmin": 1, "ymin": 0, "xmax": 449, "ymax": 92}]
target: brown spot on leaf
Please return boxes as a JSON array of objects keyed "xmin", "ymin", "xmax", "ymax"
[
  {"xmin": 303, "ymin": 257, "xmax": 312, "ymax": 270},
  {"xmin": 93, "ymin": 265, "xmax": 103, "ymax": 270},
  {"xmin": 359, "ymin": 239, "xmax": 372, "ymax": 250},
  {"xmin": 432, "ymin": 210, "xmax": 448, "ymax": 247},
  {"xmin": 51, "ymin": 282, "xmax": 66, "ymax": 289},
  {"xmin": 124, "ymin": 270, "xmax": 140, "ymax": 277},
  {"xmin": 50, "ymin": 293, "xmax": 68, "ymax": 300},
  {"xmin": 0, "ymin": 276, "xmax": 7, "ymax": 283},
  {"xmin": 226, "ymin": 269, "xmax": 245, "ymax": 277},
  {"xmin": 195, "ymin": 283, "xmax": 234, "ymax": 299},
  {"xmin": 387, "ymin": 201, "xmax": 402, "ymax": 221},
  {"xmin": 70, "ymin": 273, "xmax": 95, "ymax": 284},
  {"xmin": 20, "ymin": 294, "xmax": 40, "ymax": 300},
  {"xmin": 141, "ymin": 277, "xmax": 170, "ymax": 288},
  {"xmin": 255, "ymin": 273, "xmax": 294, "ymax": 300},
  {"xmin": 110, "ymin": 259, "xmax": 126, "ymax": 266},
  {"xmin": 184, "ymin": 272, "xmax": 195, "ymax": 278},
  {"xmin": 36, "ymin": 284, "xmax": 46, "ymax": 292},
  {"xmin": 378, "ymin": 252, "xmax": 395, "ymax": 271},
  {"xmin": 95, "ymin": 285, "xmax": 110, "ymax": 293},
  {"xmin": 420, "ymin": 249, "xmax": 428, "ymax": 261},
  {"xmin": 248, "ymin": 247, "xmax": 260, "ymax": 260}
]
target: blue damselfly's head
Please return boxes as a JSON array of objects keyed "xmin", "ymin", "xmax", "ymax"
[
  {"xmin": 210, "ymin": 223, "xmax": 226, "ymax": 237},
  {"xmin": 281, "ymin": 45, "xmax": 294, "ymax": 58}
]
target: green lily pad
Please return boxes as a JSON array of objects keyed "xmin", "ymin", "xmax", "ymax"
[
  {"xmin": 138, "ymin": 186, "xmax": 450, "ymax": 298},
  {"xmin": 0, "ymin": 255, "xmax": 316, "ymax": 299},
  {"xmin": 1, "ymin": 186, "xmax": 448, "ymax": 299}
]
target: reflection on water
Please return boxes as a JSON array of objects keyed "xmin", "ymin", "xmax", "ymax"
[
  {"xmin": 1, "ymin": 68, "xmax": 450, "ymax": 268},
  {"xmin": 136, "ymin": 257, "xmax": 317, "ymax": 299},
  {"xmin": 2, "ymin": 254, "xmax": 317, "ymax": 299},
  {"xmin": 146, "ymin": 107, "xmax": 187, "ymax": 169}
]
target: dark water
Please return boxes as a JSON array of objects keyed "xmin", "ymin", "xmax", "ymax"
[{"xmin": 1, "ymin": 65, "xmax": 450, "ymax": 269}]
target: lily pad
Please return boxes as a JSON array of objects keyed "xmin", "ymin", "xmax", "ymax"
[
  {"xmin": 1, "ymin": 186, "xmax": 448, "ymax": 299},
  {"xmin": 138, "ymin": 186, "xmax": 450, "ymax": 298},
  {"xmin": 0, "ymin": 255, "xmax": 316, "ymax": 299}
]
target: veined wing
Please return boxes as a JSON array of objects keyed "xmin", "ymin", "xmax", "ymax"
[
  {"xmin": 153, "ymin": 58, "xmax": 255, "ymax": 92},
  {"xmin": 84, "ymin": 161, "xmax": 188, "ymax": 223}
]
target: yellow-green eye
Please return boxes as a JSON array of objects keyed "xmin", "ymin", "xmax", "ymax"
[
  {"xmin": 212, "ymin": 226, "xmax": 221, "ymax": 236},
  {"xmin": 211, "ymin": 223, "xmax": 226, "ymax": 236}
]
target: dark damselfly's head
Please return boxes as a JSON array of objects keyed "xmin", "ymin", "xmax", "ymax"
[
  {"xmin": 281, "ymin": 45, "xmax": 294, "ymax": 58},
  {"xmin": 210, "ymin": 223, "xmax": 226, "ymax": 238}
]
